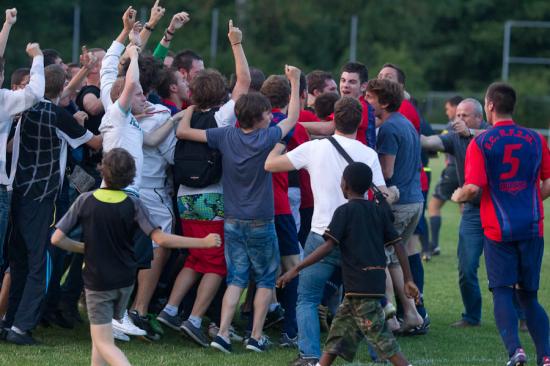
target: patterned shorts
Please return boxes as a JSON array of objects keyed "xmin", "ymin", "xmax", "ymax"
[
  {"xmin": 178, "ymin": 193, "xmax": 224, "ymax": 221},
  {"xmin": 324, "ymin": 296, "xmax": 400, "ymax": 362}
]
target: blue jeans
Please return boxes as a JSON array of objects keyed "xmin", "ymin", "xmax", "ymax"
[
  {"xmin": 297, "ymin": 232, "xmax": 341, "ymax": 359},
  {"xmin": 224, "ymin": 218, "xmax": 279, "ymax": 289},
  {"xmin": 457, "ymin": 203, "xmax": 483, "ymax": 324},
  {"xmin": 0, "ymin": 185, "xmax": 11, "ymax": 267}
]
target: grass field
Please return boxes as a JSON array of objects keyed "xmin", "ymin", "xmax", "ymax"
[{"xmin": 1, "ymin": 154, "xmax": 549, "ymax": 366}]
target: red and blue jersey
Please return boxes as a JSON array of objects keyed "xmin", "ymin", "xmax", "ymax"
[{"xmin": 465, "ymin": 120, "xmax": 550, "ymax": 242}]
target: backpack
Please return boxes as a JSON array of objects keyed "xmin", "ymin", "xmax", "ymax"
[{"xmin": 173, "ymin": 109, "xmax": 222, "ymax": 188}]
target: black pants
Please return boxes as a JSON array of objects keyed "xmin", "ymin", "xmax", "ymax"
[{"xmin": 5, "ymin": 194, "xmax": 54, "ymax": 332}]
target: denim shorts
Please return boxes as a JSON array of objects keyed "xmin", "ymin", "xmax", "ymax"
[{"xmin": 224, "ymin": 218, "xmax": 279, "ymax": 289}]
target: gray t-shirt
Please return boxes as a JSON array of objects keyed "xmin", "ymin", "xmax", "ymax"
[
  {"xmin": 377, "ymin": 112, "xmax": 424, "ymax": 204},
  {"xmin": 206, "ymin": 126, "xmax": 282, "ymax": 220}
]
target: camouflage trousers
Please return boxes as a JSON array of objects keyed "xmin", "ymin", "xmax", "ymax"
[{"xmin": 324, "ymin": 296, "xmax": 400, "ymax": 362}]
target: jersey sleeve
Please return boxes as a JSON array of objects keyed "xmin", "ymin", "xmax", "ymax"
[
  {"xmin": 286, "ymin": 139, "xmax": 313, "ymax": 170},
  {"xmin": 376, "ymin": 124, "xmax": 399, "ymax": 156},
  {"xmin": 439, "ymin": 133, "xmax": 454, "ymax": 154},
  {"xmin": 133, "ymin": 198, "xmax": 160, "ymax": 236},
  {"xmin": 55, "ymin": 107, "xmax": 94, "ymax": 148},
  {"xmin": 206, "ymin": 127, "xmax": 226, "ymax": 150},
  {"xmin": 323, "ymin": 204, "xmax": 348, "ymax": 245},
  {"xmin": 464, "ymin": 138, "xmax": 487, "ymax": 188},
  {"xmin": 55, "ymin": 192, "xmax": 91, "ymax": 233}
]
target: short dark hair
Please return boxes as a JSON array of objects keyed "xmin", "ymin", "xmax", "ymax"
[
  {"xmin": 446, "ymin": 95, "xmax": 463, "ymax": 107},
  {"xmin": 366, "ymin": 78, "xmax": 404, "ymax": 113},
  {"xmin": 44, "ymin": 64, "xmax": 66, "ymax": 99},
  {"xmin": 381, "ymin": 63, "xmax": 406, "ymax": 85},
  {"xmin": 100, "ymin": 148, "xmax": 136, "ymax": 190},
  {"xmin": 120, "ymin": 54, "xmax": 164, "ymax": 95},
  {"xmin": 343, "ymin": 162, "xmax": 373, "ymax": 196},
  {"xmin": 10, "ymin": 67, "xmax": 30, "ymax": 86},
  {"xmin": 333, "ymin": 96, "xmax": 363, "ymax": 134},
  {"xmin": 190, "ymin": 69, "xmax": 228, "ymax": 110},
  {"xmin": 235, "ymin": 92, "xmax": 271, "ymax": 129},
  {"xmin": 260, "ymin": 75, "xmax": 290, "ymax": 109},
  {"xmin": 486, "ymin": 82, "xmax": 516, "ymax": 115},
  {"xmin": 341, "ymin": 62, "xmax": 369, "ymax": 84},
  {"xmin": 172, "ymin": 49, "xmax": 203, "ymax": 72},
  {"xmin": 157, "ymin": 67, "xmax": 177, "ymax": 99},
  {"xmin": 314, "ymin": 92, "xmax": 340, "ymax": 120},
  {"xmin": 306, "ymin": 70, "xmax": 334, "ymax": 94},
  {"xmin": 250, "ymin": 67, "xmax": 266, "ymax": 92},
  {"xmin": 43, "ymin": 49, "xmax": 62, "ymax": 67}
]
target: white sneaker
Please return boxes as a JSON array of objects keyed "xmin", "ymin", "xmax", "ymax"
[
  {"xmin": 112, "ymin": 311, "xmax": 147, "ymax": 336},
  {"xmin": 113, "ymin": 328, "xmax": 130, "ymax": 342}
]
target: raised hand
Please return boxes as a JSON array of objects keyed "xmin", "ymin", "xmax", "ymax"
[
  {"xmin": 26, "ymin": 42, "xmax": 42, "ymax": 58},
  {"xmin": 122, "ymin": 6, "xmax": 137, "ymax": 32},
  {"xmin": 227, "ymin": 19, "xmax": 242, "ymax": 45},
  {"xmin": 129, "ymin": 22, "xmax": 143, "ymax": 47},
  {"xmin": 148, "ymin": 0, "xmax": 166, "ymax": 27},
  {"xmin": 80, "ymin": 46, "xmax": 98, "ymax": 70},
  {"xmin": 5, "ymin": 8, "xmax": 16, "ymax": 25},
  {"xmin": 204, "ymin": 233, "xmax": 222, "ymax": 248},
  {"xmin": 169, "ymin": 11, "xmax": 190, "ymax": 31},
  {"xmin": 126, "ymin": 44, "xmax": 140, "ymax": 59},
  {"xmin": 285, "ymin": 64, "xmax": 301, "ymax": 82},
  {"xmin": 73, "ymin": 111, "xmax": 89, "ymax": 127}
]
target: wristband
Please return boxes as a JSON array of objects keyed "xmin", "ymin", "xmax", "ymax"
[
  {"xmin": 163, "ymin": 32, "xmax": 173, "ymax": 42},
  {"xmin": 165, "ymin": 29, "xmax": 175, "ymax": 36},
  {"xmin": 232, "ymin": 42, "xmax": 241, "ymax": 46},
  {"xmin": 145, "ymin": 23, "xmax": 154, "ymax": 32}
]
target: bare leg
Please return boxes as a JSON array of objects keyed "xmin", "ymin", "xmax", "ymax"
[
  {"xmin": 388, "ymin": 352, "xmax": 411, "ymax": 366},
  {"xmin": 406, "ymin": 236, "xmax": 420, "ymax": 256},
  {"xmin": 319, "ymin": 352, "xmax": 337, "ymax": 365},
  {"xmin": 218, "ymin": 285, "xmax": 244, "ymax": 339},
  {"xmin": 189, "ymin": 273, "xmax": 223, "ymax": 318},
  {"xmin": 384, "ymin": 268, "xmax": 401, "ymax": 332},
  {"xmin": 90, "ymin": 324, "xmax": 131, "ymax": 366},
  {"xmin": 166, "ymin": 268, "xmax": 201, "ymax": 308},
  {"xmin": 389, "ymin": 265, "xmax": 422, "ymax": 329},
  {"xmin": 132, "ymin": 247, "xmax": 169, "ymax": 315},
  {"xmin": 0, "ymin": 272, "xmax": 11, "ymax": 318},
  {"xmin": 91, "ymin": 340, "xmax": 106, "ymax": 366},
  {"xmin": 251, "ymin": 287, "xmax": 272, "ymax": 340}
]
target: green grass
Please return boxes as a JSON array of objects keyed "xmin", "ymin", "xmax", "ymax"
[{"xmin": 1, "ymin": 154, "xmax": 550, "ymax": 365}]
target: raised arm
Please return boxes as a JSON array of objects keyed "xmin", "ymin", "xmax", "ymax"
[
  {"xmin": 175, "ymin": 105, "xmax": 207, "ymax": 142},
  {"xmin": 276, "ymin": 65, "xmax": 301, "ymax": 138},
  {"xmin": 60, "ymin": 47, "xmax": 98, "ymax": 100},
  {"xmin": 228, "ymin": 19, "xmax": 250, "ymax": 101},
  {"xmin": 300, "ymin": 121, "xmax": 335, "ymax": 137},
  {"xmin": 117, "ymin": 45, "xmax": 140, "ymax": 112},
  {"xmin": 153, "ymin": 12, "xmax": 190, "ymax": 60},
  {"xmin": 0, "ymin": 8, "xmax": 16, "ymax": 58},
  {"xmin": 150, "ymin": 228, "xmax": 221, "ymax": 249},
  {"xmin": 264, "ymin": 143, "xmax": 295, "ymax": 172},
  {"xmin": 139, "ymin": 0, "xmax": 165, "ymax": 50},
  {"xmin": 420, "ymin": 134, "xmax": 445, "ymax": 152}
]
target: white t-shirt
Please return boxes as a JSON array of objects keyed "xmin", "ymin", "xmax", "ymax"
[
  {"xmin": 177, "ymin": 99, "xmax": 236, "ymax": 197},
  {"xmin": 287, "ymin": 134, "xmax": 385, "ymax": 235},
  {"xmin": 99, "ymin": 101, "xmax": 144, "ymax": 192}
]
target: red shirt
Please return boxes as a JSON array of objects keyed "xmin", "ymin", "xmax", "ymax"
[
  {"xmin": 291, "ymin": 113, "xmax": 314, "ymax": 209},
  {"xmin": 356, "ymin": 96, "xmax": 370, "ymax": 145},
  {"xmin": 398, "ymin": 99, "xmax": 421, "ymax": 133},
  {"xmin": 299, "ymin": 109, "xmax": 319, "ymax": 122},
  {"xmin": 271, "ymin": 109, "xmax": 292, "ymax": 215},
  {"xmin": 465, "ymin": 120, "xmax": 550, "ymax": 241}
]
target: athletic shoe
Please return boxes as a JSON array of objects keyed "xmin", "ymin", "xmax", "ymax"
[
  {"xmin": 431, "ymin": 246, "xmax": 441, "ymax": 256},
  {"xmin": 402, "ymin": 313, "xmax": 431, "ymax": 336},
  {"xmin": 318, "ymin": 304, "xmax": 330, "ymax": 332},
  {"xmin": 421, "ymin": 251, "xmax": 431, "ymax": 262},
  {"xmin": 246, "ymin": 335, "xmax": 271, "ymax": 352},
  {"xmin": 156, "ymin": 310, "xmax": 182, "ymax": 331},
  {"xmin": 6, "ymin": 329, "xmax": 37, "ymax": 346},
  {"xmin": 540, "ymin": 356, "xmax": 550, "ymax": 366},
  {"xmin": 147, "ymin": 314, "xmax": 164, "ymax": 336},
  {"xmin": 264, "ymin": 305, "xmax": 285, "ymax": 329},
  {"xmin": 128, "ymin": 310, "xmax": 161, "ymax": 341},
  {"xmin": 290, "ymin": 356, "xmax": 319, "ymax": 366},
  {"xmin": 181, "ymin": 320, "xmax": 209, "ymax": 347},
  {"xmin": 279, "ymin": 333, "xmax": 298, "ymax": 348},
  {"xmin": 113, "ymin": 328, "xmax": 130, "ymax": 342},
  {"xmin": 207, "ymin": 322, "xmax": 243, "ymax": 342},
  {"xmin": 383, "ymin": 303, "xmax": 397, "ymax": 320},
  {"xmin": 210, "ymin": 335, "xmax": 232, "ymax": 354},
  {"xmin": 506, "ymin": 348, "xmax": 526, "ymax": 366},
  {"xmin": 112, "ymin": 311, "xmax": 147, "ymax": 336}
]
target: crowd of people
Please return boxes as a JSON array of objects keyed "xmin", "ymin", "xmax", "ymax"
[{"xmin": 0, "ymin": 3, "xmax": 549, "ymax": 366}]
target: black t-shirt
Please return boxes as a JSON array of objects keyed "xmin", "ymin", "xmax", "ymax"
[
  {"xmin": 56, "ymin": 189, "xmax": 158, "ymax": 291},
  {"xmin": 76, "ymin": 85, "xmax": 104, "ymax": 170},
  {"xmin": 324, "ymin": 199, "xmax": 400, "ymax": 297}
]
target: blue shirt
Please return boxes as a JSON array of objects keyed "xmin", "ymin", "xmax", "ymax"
[
  {"xmin": 206, "ymin": 126, "xmax": 282, "ymax": 220},
  {"xmin": 376, "ymin": 112, "xmax": 424, "ymax": 204}
]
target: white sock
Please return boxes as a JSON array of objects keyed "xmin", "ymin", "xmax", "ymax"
[
  {"xmin": 188, "ymin": 315, "xmax": 202, "ymax": 328},
  {"xmin": 163, "ymin": 304, "xmax": 178, "ymax": 317}
]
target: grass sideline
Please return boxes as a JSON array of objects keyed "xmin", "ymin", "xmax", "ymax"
[{"xmin": 1, "ymin": 154, "xmax": 549, "ymax": 366}]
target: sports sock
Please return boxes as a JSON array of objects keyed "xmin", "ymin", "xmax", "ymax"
[
  {"xmin": 188, "ymin": 315, "xmax": 202, "ymax": 329},
  {"xmin": 429, "ymin": 215, "xmax": 441, "ymax": 249},
  {"xmin": 163, "ymin": 304, "xmax": 178, "ymax": 317},
  {"xmin": 517, "ymin": 289, "xmax": 550, "ymax": 364},
  {"xmin": 408, "ymin": 253, "xmax": 426, "ymax": 318},
  {"xmin": 280, "ymin": 276, "xmax": 298, "ymax": 338},
  {"xmin": 493, "ymin": 287, "xmax": 521, "ymax": 357}
]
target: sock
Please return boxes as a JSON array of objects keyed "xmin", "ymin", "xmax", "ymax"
[
  {"xmin": 280, "ymin": 276, "xmax": 298, "ymax": 338},
  {"xmin": 429, "ymin": 216, "xmax": 441, "ymax": 249},
  {"xmin": 269, "ymin": 303, "xmax": 279, "ymax": 312},
  {"xmin": 163, "ymin": 304, "xmax": 178, "ymax": 317},
  {"xmin": 11, "ymin": 326, "xmax": 24, "ymax": 335},
  {"xmin": 188, "ymin": 315, "xmax": 202, "ymax": 329},
  {"xmin": 493, "ymin": 287, "xmax": 521, "ymax": 357},
  {"xmin": 517, "ymin": 289, "xmax": 550, "ymax": 364},
  {"xmin": 408, "ymin": 253, "xmax": 426, "ymax": 318}
]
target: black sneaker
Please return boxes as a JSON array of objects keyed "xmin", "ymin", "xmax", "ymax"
[
  {"xmin": 279, "ymin": 333, "xmax": 298, "ymax": 348},
  {"xmin": 156, "ymin": 310, "xmax": 182, "ymax": 331},
  {"xmin": 246, "ymin": 335, "xmax": 271, "ymax": 352},
  {"xmin": 6, "ymin": 329, "xmax": 38, "ymax": 346},
  {"xmin": 290, "ymin": 356, "xmax": 319, "ymax": 366},
  {"xmin": 210, "ymin": 335, "xmax": 232, "ymax": 354},
  {"xmin": 181, "ymin": 320, "xmax": 209, "ymax": 347},
  {"xmin": 264, "ymin": 305, "xmax": 285, "ymax": 329},
  {"xmin": 129, "ymin": 310, "xmax": 161, "ymax": 341},
  {"xmin": 506, "ymin": 348, "xmax": 526, "ymax": 366}
]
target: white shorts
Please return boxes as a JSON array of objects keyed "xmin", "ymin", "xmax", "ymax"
[{"xmin": 140, "ymin": 187, "xmax": 174, "ymax": 248}]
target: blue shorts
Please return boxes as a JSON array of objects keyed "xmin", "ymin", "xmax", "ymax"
[
  {"xmin": 275, "ymin": 214, "xmax": 301, "ymax": 256},
  {"xmin": 483, "ymin": 236, "xmax": 544, "ymax": 291},
  {"xmin": 224, "ymin": 218, "xmax": 280, "ymax": 289}
]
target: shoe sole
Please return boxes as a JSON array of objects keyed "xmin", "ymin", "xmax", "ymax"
[
  {"xmin": 210, "ymin": 341, "xmax": 231, "ymax": 354},
  {"xmin": 156, "ymin": 316, "xmax": 181, "ymax": 331},
  {"xmin": 181, "ymin": 324, "xmax": 209, "ymax": 347},
  {"xmin": 245, "ymin": 344, "xmax": 264, "ymax": 352},
  {"xmin": 112, "ymin": 323, "xmax": 147, "ymax": 336}
]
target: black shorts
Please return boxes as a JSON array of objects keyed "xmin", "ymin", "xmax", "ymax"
[
  {"xmin": 433, "ymin": 164, "xmax": 459, "ymax": 201},
  {"xmin": 134, "ymin": 229, "xmax": 153, "ymax": 269},
  {"xmin": 275, "ymin": 214, "xmax": 301, "ymax": 256}
]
